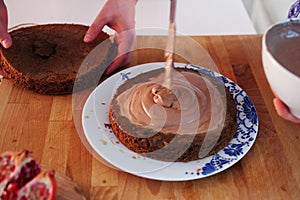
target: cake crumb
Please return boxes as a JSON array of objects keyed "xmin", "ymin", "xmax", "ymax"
[
  {"xmin": 104, "ymin": 123, "xmax": 112, "ymax": 129},
  {"xmin": 109, "ymin": 138, "xmax": 115, "ymax": 144},
  {"xmin": 100, "ymin": 139, "xmax": 107, "ymax": 145}
]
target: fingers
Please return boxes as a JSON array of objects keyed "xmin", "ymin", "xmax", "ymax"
[
  {"xmin": 273, "ymin": 98, "xmax": 300, "ymax": 123},
  {"xmin": 84, "ymin": 19, "xmax": 135, "ymax": 76},
  {"xmin": 0, "ymin": 31, "xmax": 12, "ymax": 48},
  {"xmin": 84, "ymin": 0, "xmax": 137, "ymax": 74},
  {"xmin": 84, "ymin": 23, "xmax": 105, "ymax": 43},
  {"xmin": 0, "ymin": 22, "xmax": 12, "ymax": 48},
  {"xmin": 105, "ymin": 29, "xmax": 135, "ymax": 76},
  {"xmin": 83, "ymin": 13, "xmax": 107, "ymax": 42},
  {"xmin": 0, "ymin": 1, "xmax": 12, "ymax": 48}
]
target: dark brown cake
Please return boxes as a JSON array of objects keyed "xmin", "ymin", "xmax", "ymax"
[
  {"xmin": 0, "ymin": 24, "xmax": 117, "ymax": 95},
  {"xmin": 109, "ymin": 67, "xmax": 237, "ymax": 162}
]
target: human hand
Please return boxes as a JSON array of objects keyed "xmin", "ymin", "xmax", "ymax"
[
  {"xmin": 84, "ymin": 0, "xmax": 137, "ymax": 76},
  {"xmin": 0, "ymin": 0, "xmax": 12, "ymax": 49},
  {"xmin": 0, "ymin": 0, "xmax": 12, "ymax": 76},
  {"xmin": 273, "ymin": 97, "xmax": 300, "ymax": 123}
]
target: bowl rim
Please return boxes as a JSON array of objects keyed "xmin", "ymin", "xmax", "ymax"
[{"xmin": 262, "ymin": 18, "xmax": 300, "ymax": 81}]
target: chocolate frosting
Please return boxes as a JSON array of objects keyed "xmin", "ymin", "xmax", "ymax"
[{"xmin": 116, "ymin": 69, "xmax": 227, "ymax": 135}]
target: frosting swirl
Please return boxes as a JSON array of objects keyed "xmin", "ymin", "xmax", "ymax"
[{"xmin": 116, "ymin": 69, "xmax": 226, "ymax": 135}]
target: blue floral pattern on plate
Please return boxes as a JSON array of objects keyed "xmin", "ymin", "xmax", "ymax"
[
  {"xmin": 181, "ymin": 64, "xmax": 258, "ymax": 176},
  {"xmin": 82, "ymin": 62, "xmax": 259, "ymax": 181}
]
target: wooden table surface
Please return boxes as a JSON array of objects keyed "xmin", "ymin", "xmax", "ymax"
[{"xmin": 1, "ymin": 35, "xmax": 300, "ymax": 199}]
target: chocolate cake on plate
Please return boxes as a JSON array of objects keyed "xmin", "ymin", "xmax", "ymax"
[{"xmin": 109, "ymin": 67, "xmax": 237, "ymax": 162}]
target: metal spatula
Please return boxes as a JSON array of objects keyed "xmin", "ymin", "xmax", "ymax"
[{"xmin": 163, "ymin": 0, "xmax": 177, "ymax": 89}]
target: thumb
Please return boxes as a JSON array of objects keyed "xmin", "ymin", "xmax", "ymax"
[
  {"xmin": 0, "ymin": 28, "xmax": 12, "ymax": 48},
  {"xmin": 84, "ymin": 16, "xmax": 107, "ymax": 43}
]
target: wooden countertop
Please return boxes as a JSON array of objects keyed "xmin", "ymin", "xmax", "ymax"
[{"xmin": 1, "ymin": 35, "xmax": 300, "ymax": 199}]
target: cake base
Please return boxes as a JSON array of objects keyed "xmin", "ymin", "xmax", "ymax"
[{"xmin": 0, "ymin": 24, "xmax": 117, "ymax": 95}]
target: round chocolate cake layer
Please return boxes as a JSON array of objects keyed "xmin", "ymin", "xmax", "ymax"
[
  {"xmin": 0, "ymin": 24, "xmax": 117, "ymax": 95},
  {"xmin": 109, "ymin": 67, "xmax": 237, "ymax": 162}
]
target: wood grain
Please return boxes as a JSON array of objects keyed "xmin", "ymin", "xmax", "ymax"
[{"xmin": 0, "ymin": 35, "xmax": 300, "ymax": 199}]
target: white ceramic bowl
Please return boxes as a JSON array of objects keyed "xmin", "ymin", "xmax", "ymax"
[{"xmin": 262, "ymin": 18, "xmax": 300, "ymax": 118}]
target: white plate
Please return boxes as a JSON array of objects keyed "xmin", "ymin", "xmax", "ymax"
[{"xmin": 82, "ymin": 62, "xmax": 258, "ymax": 181}]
